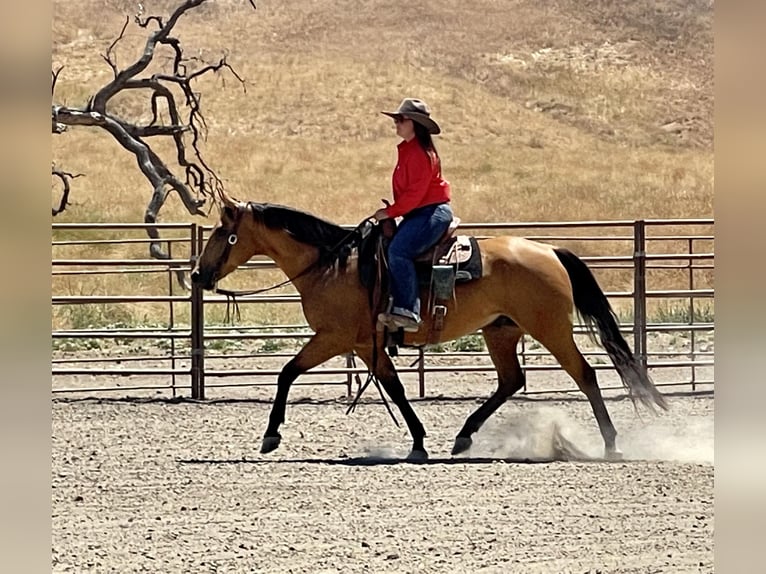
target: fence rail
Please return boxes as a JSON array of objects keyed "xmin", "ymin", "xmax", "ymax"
[{"xmin": 52, "ymin": 219, "xmax": 714, "ymax": 399}]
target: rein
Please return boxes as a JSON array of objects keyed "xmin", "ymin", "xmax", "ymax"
[
  {"xmin": 344, "ymin": 232, "xmax": 400, "ymax": 427},
  {"xmin": 216, "ymin": 276, "xmax": 307, "ymax": 324}
]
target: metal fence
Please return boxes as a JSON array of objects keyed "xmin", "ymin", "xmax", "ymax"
[{"xmin": 52, "ymin": 219, "xmax": 714, "ymax": 399}]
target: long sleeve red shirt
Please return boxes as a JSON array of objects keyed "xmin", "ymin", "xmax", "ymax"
[{"xmin": 384, "ymin": 138, "xmax": 451, "ymax": 219}]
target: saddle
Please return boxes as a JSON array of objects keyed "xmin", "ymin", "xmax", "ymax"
[
  {"xmin": 414, "ymin": 217, "xmax": 479, "ymax": 282},
  {"xmin": 357, "ymin": 216, "xmax": 483, "ymax": 351},
  {"xmin": 414, "ymin": 218, "xmax": 463, "ymax": 263}
]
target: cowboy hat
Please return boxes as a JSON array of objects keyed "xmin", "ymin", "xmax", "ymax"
[{"xmin": 381, "ymin": 98, "xmax": 441, "ymax": 135}]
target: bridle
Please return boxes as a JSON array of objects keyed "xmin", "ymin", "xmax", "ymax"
[
  {"xmin": 213, "ymin": 202, "xmax": 248, "ymax": 282},
  {"xmin": 212, "ymin": 202, "xmax": 304, "ymax": 322}
]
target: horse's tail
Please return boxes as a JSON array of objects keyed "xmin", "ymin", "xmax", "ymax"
[{"xmin": 553, "ymin": 247, "xmax": 668, "ymax": 413}]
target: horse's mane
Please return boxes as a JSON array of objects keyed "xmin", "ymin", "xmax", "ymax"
[{"xmin": 248, "ymin": 202, "xmax": 367, "ymax": 268}]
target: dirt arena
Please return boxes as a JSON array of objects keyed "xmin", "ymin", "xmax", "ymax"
[{"xmin": 52, "ymin": 369, "xmax": 713, "ymax": 573}]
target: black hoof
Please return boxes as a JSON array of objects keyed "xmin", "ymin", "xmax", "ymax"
[
  {"xmin": 605, "ymin": 447, "xmax": 624, "ymax": 461},
  {"xmin": 407, "ymin": 449, "xmax": 429, "ymax": 462},
  {"xmin": 451, "ymin": 436, "xmax": 472, "ymax": 455},
  {"xmin": 261, "ymin": 435, "xmax": 281, "ymax": 454}
]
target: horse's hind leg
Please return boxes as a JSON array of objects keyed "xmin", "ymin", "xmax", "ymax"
[
  {"xmin": 355, "ymin": 345, "xmax": 428, "ymax": 461},
  {"xmin": 452, "ymin": 323, "xmax": 526, "ymax": 455},
  {"xmin": 541, "ymin": 330, "xmax": 621, "ymax": 460}
]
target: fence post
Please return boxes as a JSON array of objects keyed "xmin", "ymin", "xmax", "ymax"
[
  {"xmin": 688, "ymin": 237, "xmax": 697, "ymax": 391},
  {"xmin": 418, "ymin": 347, "xmax": 426, "ymax": 398},
  {"xmin": 167, "ymin": 238, "xmax": 177, "ymax": 398},
  {"xmin": 633, "ymin": 220, "xmax": 648, "ymax": 370},
  {"xmin": 345, "ymin": 352, "xmax": 354, "ymax": 397},
  {"xmin": 520, "ymin": 335, "xmax": 528, "ymax": 394},
  {"xmin": 190, "ymin": 224, "xmax": 205, "ymax": 400}
]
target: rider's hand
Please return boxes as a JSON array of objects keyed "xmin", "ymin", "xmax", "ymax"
[{"xmin": 374, "ymin": 208, "xmax": 389, "ymax": 221}]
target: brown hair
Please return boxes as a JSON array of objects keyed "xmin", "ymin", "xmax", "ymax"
[{"xmin": 413, "ymin": 121, "xmax": 439, "ymax": 164}]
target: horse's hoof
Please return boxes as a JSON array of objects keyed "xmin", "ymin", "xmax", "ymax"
[
  {"xmin": 451, "ymin": 436, "xmax": 473, "ymax": 455},
  {"xmin": 407, "ymin": 449, "xmax": 429, "ymax": 462},
  {"xmin": 605, "ymin": 447, "xmax": 624, "ymax": 461},
  {"xmin": 261, "ymin": 435, "xmax": 281, "ymax": 454}
]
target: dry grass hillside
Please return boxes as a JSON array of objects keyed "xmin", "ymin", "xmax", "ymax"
[
  {"xmin": 52, "ymin": 0, "xmax": 713, "ymax": 225},
  {"xmin": 51, "ymin": 0, "xmax": 713, "ymax": 328}
]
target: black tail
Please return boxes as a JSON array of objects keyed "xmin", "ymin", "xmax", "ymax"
[{"xmin": 554, "ymin": 248, "xmax": 668, "ymax": 413}]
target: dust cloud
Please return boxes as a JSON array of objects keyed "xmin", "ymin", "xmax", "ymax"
[{"xmin": 476, "ymin": 405, "xmax": 714, "ymax": 464}]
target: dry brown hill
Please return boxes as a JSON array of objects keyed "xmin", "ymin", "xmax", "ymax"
[{"xmin": 52, "ymin": 0, "xmax": 713, "ymax": 225}]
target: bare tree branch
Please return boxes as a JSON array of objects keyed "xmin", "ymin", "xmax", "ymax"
[
  {"xmin": 52, "ymin": 168, "xmax": 83, "ymax": 216},
  {"xmin": 52, "ymin": 66, "xmax": 64, "ymax": 95},
  {"xmin": 52, "ymin": 0, "xmax": 256, "ymax": 287},
  {"xmin": 101, "ymin": 16, "xmax": 130, "ymax": 78}
]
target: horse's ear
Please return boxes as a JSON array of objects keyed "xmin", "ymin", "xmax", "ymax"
[
  {"xmin": 215, "ymin": 191, "xmax": 238, "ymax": 224},
  {"xmin": 218, "ymin": 189, "xmax": 240, "ymax": 211},
  {"xmin": 220, "ymin": 203, "xmax": 237, "ymax": 222}
]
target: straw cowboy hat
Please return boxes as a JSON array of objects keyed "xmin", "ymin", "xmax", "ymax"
[{"xmin": 381, "ymin": 98, "xmax": 441, "ymax": 135}]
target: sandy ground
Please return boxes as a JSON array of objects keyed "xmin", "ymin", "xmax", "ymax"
[{"xmin": 52, "ymin": 378, "xmax": 713, "ymax": 573}]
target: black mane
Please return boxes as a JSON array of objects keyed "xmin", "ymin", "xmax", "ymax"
[{"xmin": 248, "ymin": 202, "xmax": 368, "ymax": 268}]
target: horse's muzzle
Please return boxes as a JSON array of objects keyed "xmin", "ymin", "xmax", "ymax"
[{"xmin": 190, "ymin": 269, "xmax": 215, "ymax": 290}]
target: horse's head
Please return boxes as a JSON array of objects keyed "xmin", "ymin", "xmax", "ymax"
[{"xmin": 191, "ymin": 193, "xmax": 254, "ymax": 290}]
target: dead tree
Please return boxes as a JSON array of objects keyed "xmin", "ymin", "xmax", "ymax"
[{"xmin": 52, "ymin": 0, "xmax": 256, "ymax": 286}]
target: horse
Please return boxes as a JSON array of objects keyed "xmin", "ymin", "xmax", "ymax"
[{"xmin": 190, "ymin": 194, "xmax": 668, "ymax": 461}]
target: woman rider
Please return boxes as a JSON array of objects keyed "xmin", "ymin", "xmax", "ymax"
[{"xmin": 374, "ymin": 98, "xmax": 453, "ymax": 332}]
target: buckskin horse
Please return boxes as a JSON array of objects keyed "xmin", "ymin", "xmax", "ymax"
[{"xmin": 190, "ymin": 193, "xmax": 667, "ymax": 461}]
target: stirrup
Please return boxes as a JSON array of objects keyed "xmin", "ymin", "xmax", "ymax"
[
  {"xmin": 377, "ymin": 312, "xmax": 421, "ymax": 333},
  {"xmin": 376, "ymin": 313, "xmax": 394, "ymax": 331},
  {"xmin": 389, "ymin": 312, "xmax": 421, "ymax": 333}
]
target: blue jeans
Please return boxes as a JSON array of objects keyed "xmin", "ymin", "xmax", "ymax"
[{"xmin": 387, "ymin": 203, "xmax": 453, "ymax": 319}]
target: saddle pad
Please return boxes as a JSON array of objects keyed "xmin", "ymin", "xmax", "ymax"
[{"xmin": 437, "ymin": 235, "xmax": 473, "ymax": 266}]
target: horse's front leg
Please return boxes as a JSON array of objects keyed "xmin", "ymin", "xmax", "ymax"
[
  {"xmin": 355, "ymin": 345, "xmax": 428, "ymax": 461},
  {"xmin": 261, "ymin": 333, "xmax": 346, "ymax": 454}
]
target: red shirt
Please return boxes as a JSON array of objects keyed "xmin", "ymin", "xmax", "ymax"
[{"xmin": 384, "ymin": 138, "xmax": 451, "ymax": 219}]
